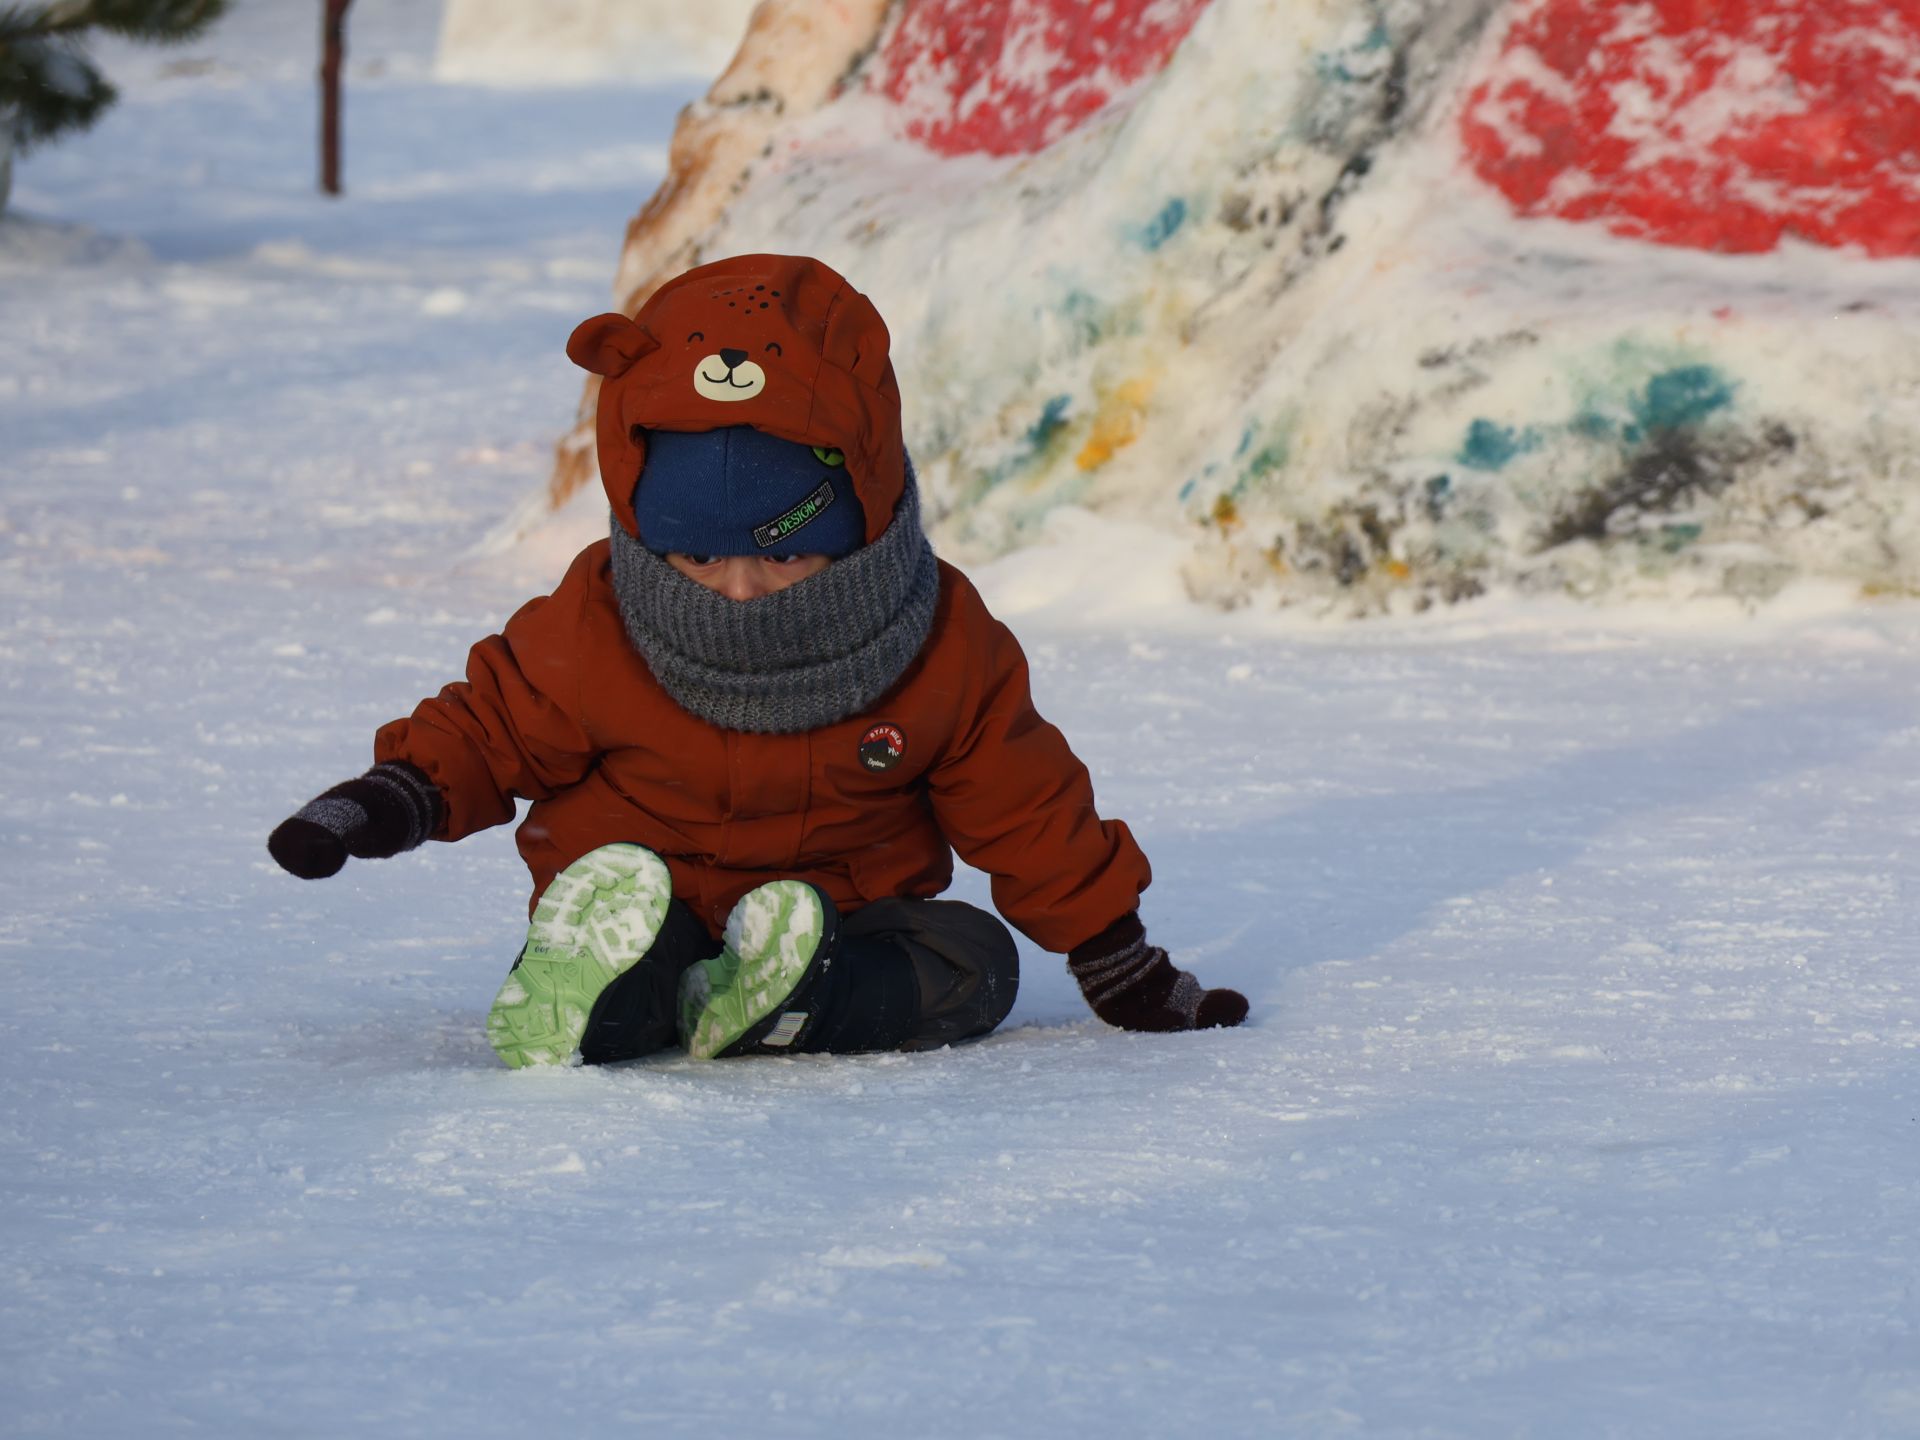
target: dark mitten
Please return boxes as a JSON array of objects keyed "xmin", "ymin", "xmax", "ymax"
[
  {"xmin": 268, "ymin": 761, "xmax": 442, "ymax": 879},
  {"xmin": 1068, "ymin": 913, "xmax": 1249, "ymax": 1032}
]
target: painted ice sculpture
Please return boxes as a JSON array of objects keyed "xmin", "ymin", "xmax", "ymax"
[{"xmin": 545, "ymin": 0, "xmax": 1920, "ymax": 610}]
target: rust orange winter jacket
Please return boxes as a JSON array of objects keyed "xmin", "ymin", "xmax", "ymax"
[
  {"xmin": 375, "ymin": 253, "xmax": 1148, "ymax": 952},
  {"xmin": 374, "ymin": 543, "xmax": 1150, "ymax": 951}
]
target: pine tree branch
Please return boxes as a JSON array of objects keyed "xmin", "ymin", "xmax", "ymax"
[
  {"xmin": 0, "ymin": 28, "xmax": 114, "ymax": 151},
  {"xmin": 90, "ymin": 0, "xmax": 230, "ymax": 44},
  {"xmin": 1, "ymin": 0, "xmax": 228, "ymax": 44},
  {"xmin": 0, "ymin": 0, "xmax": 227, "ymax": 160},
  {"xmin": 2, "ymin": 3, "xmax": 97, "ymax": 42}
]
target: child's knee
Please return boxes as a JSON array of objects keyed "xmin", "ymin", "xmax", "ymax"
[
  {"xmin": 966, "ymin": 916, "xmax": 1020, "ymax": 1032},
  {"xmin": 850, "ymin": 898, "xmax": 1019, "ymax": 1046}
]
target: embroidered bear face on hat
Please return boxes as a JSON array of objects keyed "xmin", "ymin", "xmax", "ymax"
[{"xmin": 567, "ymin": 254, "xmax": 907, "ymax": 546}]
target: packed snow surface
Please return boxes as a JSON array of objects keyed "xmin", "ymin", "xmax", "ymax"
[{"xmin": 3, "ymin": 7, "xmax": 1918, "ymax": 1436}]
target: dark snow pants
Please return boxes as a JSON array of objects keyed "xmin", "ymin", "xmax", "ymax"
[{"xmin": 575, "ymin": 894, "xmax": 1020, "ymax": 1065}]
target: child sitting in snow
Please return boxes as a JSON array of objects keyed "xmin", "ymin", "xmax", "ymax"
[{"xmin": 269, "ymin": 253, "xmax": 1247, "ymax": 1065}]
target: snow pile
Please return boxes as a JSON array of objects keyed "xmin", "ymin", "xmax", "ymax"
[
  {"xmin": 436, "ymin": 0, "xmax": 758, "ymax": 84},
  {"xmin": 553, "ymin": 0, "xmax": 1920, "ymax": 613}
]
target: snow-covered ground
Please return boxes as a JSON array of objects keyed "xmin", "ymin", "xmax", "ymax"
[{"xmin": 3, "ymin": 7, "xmax": 1918, "ymax": 1436}]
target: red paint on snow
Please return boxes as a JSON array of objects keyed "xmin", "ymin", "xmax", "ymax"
[
  {"xmin": 873, "ymin": 0, "xmax": 1213, "ymax": 157},
  {"xmin": 1461, "ymin": 0, "xmax": 1920, "ymax": 256}
]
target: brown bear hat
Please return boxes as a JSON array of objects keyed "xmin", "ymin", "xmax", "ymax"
[{"xmin": 567, "ymin": 253, "xmax": 907, "ymax": 545}]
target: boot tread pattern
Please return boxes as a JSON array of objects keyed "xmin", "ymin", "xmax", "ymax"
[
  {"xmin": 488, "ymin": 844, "xmax": 673, "ymax": 1070},
  {"xmin": 678, "ymin": 881, "xmax": 824, "ymax": 1061}
]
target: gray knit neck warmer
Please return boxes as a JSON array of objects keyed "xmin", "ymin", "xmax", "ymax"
[{"xmin": 608, "ymin": 467, "xmax": 940, "ymax": 734}]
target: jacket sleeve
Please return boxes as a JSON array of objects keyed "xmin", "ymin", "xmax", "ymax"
[
  {"xmin": 372, "ymin": 547, "xmax": 603, "ymax": 842},
  {"xmin": 925, "ymin": 596, "xmax": 1151, "ymax": 954}
]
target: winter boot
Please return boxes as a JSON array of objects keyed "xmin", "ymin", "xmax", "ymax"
[
  {"xmin": 486, "ymin": 843, "xmax": 676, "ymax": 1069},
  {"xmin": 677, "ymin": 880, "xmax": 842, "ymax": 1060},
  {"xmin": 578, "ymin": 899, "xmax": 713, "ymax": 1065},
  {"xmin": 677, "ymin": 883, "xmax": 938, "ymax": 1059}
]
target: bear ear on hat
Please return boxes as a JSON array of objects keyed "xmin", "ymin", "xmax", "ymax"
[{"xmin": 567, "ymin": 312, "xmax": 657, "ymax": 378}]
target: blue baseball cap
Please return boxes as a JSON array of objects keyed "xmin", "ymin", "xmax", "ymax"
[{"xmin": 634, "ymin": 425, "xmax": 865, "ymax": 558}]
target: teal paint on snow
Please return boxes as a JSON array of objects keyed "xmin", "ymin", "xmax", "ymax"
[
  {"xmin": 1181, "ymin": 453, "xmax": 1229, "ymax": 508},
  {"xmin": 1315, "ymin": 18, "xmax": 1394, "ymax": 84},
  {"xmin": 959, "ymin": 394, "xmax": 1074, "ymax": 513},
  {"xmin": 1228, "ymin": 424, "xmax": 1293, "ymax": 499},
  {"xmin": 1059, "ymin": 289, "xmax": 1111, "ymax": 345},
  {"xmin": 1634, "ymin": 365, "xmax": 1736, "ymax": 433},
  {"xmin": 1458, "ymin": 419, "xmax": 1540, "ymax": 471},
  {"xmin": 1029, "ymin": 394, "xmax": 1072, "ymax": 450},
  {"xmin": 1568, "ymin": 365, "xmax": 1732, "ymax": 446},
  {"xmin": 1135, "ymin": 197, "xmax": 1188, "ymax": 250},
  {"xmin": 1571, "ymin": 410, "xmax": 1617, "ymax": 441},
  {"xmin": 1243, "ymin": 438, "xmax": 1290, "ymax": 487}
]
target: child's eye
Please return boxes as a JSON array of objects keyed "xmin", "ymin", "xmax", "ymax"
[{"xmin": 683, "ymin": 553, "xmax": 719, "ymax": 566}]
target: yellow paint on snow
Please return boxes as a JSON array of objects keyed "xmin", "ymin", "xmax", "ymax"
[{"xmin": 1074, "ymin": 375, "xmax": 1156, "ymax": 470}]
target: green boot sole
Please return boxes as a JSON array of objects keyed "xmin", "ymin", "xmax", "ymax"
[
  {"xmin": 677, "ymin": 880, "xmax": 831, "ymax": 1061},
  {"xmin": 487, "ymin": 843, "xmax": 674, "ymax": 1069}
]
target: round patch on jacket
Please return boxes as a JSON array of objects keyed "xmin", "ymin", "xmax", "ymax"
[{"xmin": 859, "ymin": 723, "xmax": 906, "ymax": 772}]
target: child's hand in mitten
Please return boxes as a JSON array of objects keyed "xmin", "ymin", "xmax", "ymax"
[
  {"xmin": 1068, "ymin": 914, "xmax": 1249, "ymax": 1032},
  {"xmin": 268, "ymin": 762, "xmax": 441, "ymax": 879}
]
